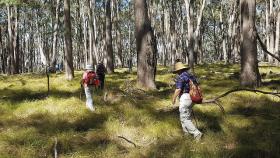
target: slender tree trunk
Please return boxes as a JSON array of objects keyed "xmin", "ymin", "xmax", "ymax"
[
  {"xmin": 105, "ymin": 0, "xmax": 114, "ymax": 73},
  {"xmin": 87, "ymin": 0, "xmax": 98, "ymax": 65},
  {"xmin": 265, "ymin": 0, "xmax": 269, "ymax": 61},
  {"xmin": 50, "ymin": 0, "xmax": 60, "ymax": 70},
  {"xmin": 275, "ymin": 11, "xmax": 280, "ymax": 65},
  {"xmin": 64, "ymin": 0, "xmax": 74, "ymax": 80},
  {"xmin": 227, "ymin": 1, "xmax": 238, "ymax": 63},
  {"xmin": 82, "ymin": 2, "xmax": 88, "ymax": 66},
  {"xmin": 268, "ymin": 0, "xmax": 275, "ymax": 63},
  {"xmin": 170, "ymin": 0, "xmax": 176, "ymax": 65},
  {"xmin": 115, "ymin": 0, "xmax": 123, "ymax": 67},
  {"xmin": 14, "ymin": 7, "xmax": 19, "ymax": 74},
  {"xmin": 128, "ymin": 19, "xmax": 132, "ymax": 72},
  {"xmin": 220, "ymin": 4, "xmax": 227, "ymax": 63},
  {"xmin": 0, "ymin": 26, "xmax": 2, "ymax": 73},
  {"xmin": 194, "ymin": 0, "xmax": 206, "ymax": 64},
  {"xmin": 240, "ymin": 0, "xmax": 261, "ymax": 87},
  {"xmin": 7, "ymin": 5, "xmax": 17, "ymax": 74},
  {"xmin": 76, "ymin": 0, "xmax": 82, "ymax": 69},
  {"xmin": 160, "ymin": 0, "xmax": 167, "ymax": 66},
  {"xmin": 135, "ymin": 0, "xmax": 157, "ymax": 89},
  {"xmin": 184, "ymin": 0, "xmax": 195, "ymax": 73}
]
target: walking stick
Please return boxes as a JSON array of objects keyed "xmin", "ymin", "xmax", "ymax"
[
  {"xmin": 80, "ymin": 83, "xmax": 83, "ymax": 100},
  {"xmin": 192, "ymin": 110, "xmax": 198, "ymax": 127}
]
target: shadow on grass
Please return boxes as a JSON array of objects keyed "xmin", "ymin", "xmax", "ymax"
[
  {"xmin": 0, "ymin": 88, "xmax": 82, "ymax": 104},
  {"xmin": 225, "ymin": 96, "xmax": 280, "ymax": 157},
  {"xmin": 262, "ymin": 79, "xmax": 280, "ymax": 90},
  {"xmin": 7, "ymin": 111, "xmax": 108, "ymax": 134}
]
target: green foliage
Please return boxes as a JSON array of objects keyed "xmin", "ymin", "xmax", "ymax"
[{"xmin": 0, "ymin": 64, "xmax": 279, "ymax": 157}]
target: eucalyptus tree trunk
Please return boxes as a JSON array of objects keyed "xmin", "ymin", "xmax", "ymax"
[
  {"xmin": 35, "ymin": 14, "xmax": 47, "ymax": 66},
  {"xmin": 105, "ymin": 0, "xmax": 114, "ymax": 73},
  {"xmin": 82, "ymin": 2, "xmax": 88, "ymax": 66},
  {"xmin": 240, "ymin": 0, "xmax": 261, "ymax": 87},
  {"xmin": 265, "ymin": 0, "xmax": 269, "ymax": 61},
  {"xmin": 0, "ymin": 26, "xmax": 3, "ymax": 73},
  {"xmin": 87, "ymin": 0, "xmax": 98, "ymax": 66},
  {"xmin": 14, "ymin": 7, "xmax": 19, "ymax": 74},
  {"xmin": 76, "ymin": 0, "xmax": 83, "ymax": 69},
  {"xmin": 50, "ymin": 0, "xmax": 60, "ymax": 70},
  {"xmin": 275, "ymin": 11, "xmax": 280, "ymax": 65},
  {"xmin": 135, "ymin": 0, "xmax": 157, "ymax": 89},
  {"xmin": 220, "ymin": 4, "xmax": 227, "ymax": 63},
  {"xmin": 194, "ymin": 0, "xmax": 205, "ymax": 64},
  {"xmin": 184, "ymin": 0, "xmax": 194, "ymax": 73},
  {"xmin": 170, "ymin": 0, "xmax": 176, "ymax": 65},
  {"xmin": 160, "ymin": 0, "xmax": 167, "ymax": 66},
  {"xmin": 268, "ymin": 0, "xmax": 275, "ymax": 63},
  {"xmin": 64, "ymin": 0, "xmax": 74, "ymax": 80},
  {"xmin": 115, "ymin": 0, "xmax": 123, "ymax": 67},
  {"xmin": 7, "ymin": 5, "xmax": 18, "ymax": 74},
  {"xmin": 227, "ymin": 2, "xmax": 235, "ymax": 63}
]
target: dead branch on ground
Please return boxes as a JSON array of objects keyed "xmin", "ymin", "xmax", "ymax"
[
  {"xmin": 202, "ymin": 88, "xmax": 280, "ymax": 114},
  {"xmin": 117, "ymin": 136, "xmax": 137, "ymax": 148}
]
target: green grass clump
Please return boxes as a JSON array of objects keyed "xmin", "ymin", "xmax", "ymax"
[{"xmin": 0, "ymin": 64, "xmax": 279, "ymax": 157}]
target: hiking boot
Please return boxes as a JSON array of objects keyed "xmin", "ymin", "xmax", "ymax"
[
  {"xmin": 88, "ymin": 107, "xmax": 96, "ymax": 112},
  {"xmin": 194, "ymin": 133, "xmax": 203, "ymax": 142}
]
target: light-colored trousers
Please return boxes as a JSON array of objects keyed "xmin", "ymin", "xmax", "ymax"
[
  {"xmin": 179, "ymin": 93, "xmax": 201, "ymax": 137},
  {"xmin": 84, "ymin": 86, "xmax": 95, "ymax": 111}
]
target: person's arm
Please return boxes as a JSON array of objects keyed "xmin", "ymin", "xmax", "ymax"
[
  {"xmin": 81, "ymin": 72, "xmax": 87, "ymax": 86},
  {"xmin": 172, "ymin": 89, "xmax": 181, "ymax": 105}
]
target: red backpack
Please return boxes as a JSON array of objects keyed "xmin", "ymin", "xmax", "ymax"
[
  {"xmin": 189, "ymin": 79, "xmax": 203, "ymax": 104},
  {"xmin": 84, "ymin": 72, "xmax": 100, "ymax": 86}
]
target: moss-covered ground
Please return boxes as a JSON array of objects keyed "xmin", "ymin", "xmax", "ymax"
[{"xmin": 0, "ymin": 64, "xmax": 279, "ymax": 158}]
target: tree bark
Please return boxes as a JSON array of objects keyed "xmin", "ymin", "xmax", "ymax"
[
  {"xmin": 87, "ymin": 0, "xmax": 98, "ymax": 66},
  {"xmin": 82, "ymin": 2, "xmax": 88, "ymax": 66},
  {"xmin": 105, "ymin": 0, "xmax": 114, "ymax": 73},
  {"xmin": 275, "ymin": 11, "xmax": 280, "ymax": 65},
  {"xmin": 0, "ymin": 26, "xmax": 2, "ymax": 73},
  {"xmin": 50, "ymin": 0, "xmax": 60, "ymax": 70},
  {"xmin": 7, "ymin": 5, "xmax": 18, "ymax": 74},
  {"xmin": 268, "ymin": 0, "xmax": 275, "ymax": 63},
  {"xmin": 220, "ymin": 4, "xmax": 227, "ymax": 63},
  {"xmin": 115, "ymin": 0, "xmax": 123, "ymax": 67},
  {"xmin": 184, "ymin": 0, "xmax": 195, "ymax": 73},
  {"xmin": 64, "ymin": 0, "xmax": 74, "ymax": 80},
  {"xmin": 135, "ymin": 0, "xmax": 157, "ymax": 89},
  {"xmin": 194, "ymin": 0, "xmax": 205, "ymax": 64},
  {"xmin": 240, "ymin": 0, "xmax": 261, "ymax": 87},
  {"xmin": 170, "ymin": 0, "xmax": 176, "ymax": 65},
  {"xmin": 265, "ymin": 0, "xmax": 269, "ymax": 61}
]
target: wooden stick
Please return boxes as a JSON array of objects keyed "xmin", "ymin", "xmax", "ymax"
[{"xmin": 117, "ymin": 136, "xmax": 137, "ymax": 147}]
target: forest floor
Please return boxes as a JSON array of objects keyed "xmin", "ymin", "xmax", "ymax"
[{"xmin": 0, "ymin": 64, "xmax": 279, "ymax": 158}]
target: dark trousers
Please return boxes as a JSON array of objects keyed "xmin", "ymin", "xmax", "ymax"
[{"xmin": 98, "ymin": 74, "xmax": 105, "ymax": 90}]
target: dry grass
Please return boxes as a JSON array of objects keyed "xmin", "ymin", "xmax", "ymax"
[{"xmin": 0, "ymin": 64, "xmax": 279, "ymax": 158}]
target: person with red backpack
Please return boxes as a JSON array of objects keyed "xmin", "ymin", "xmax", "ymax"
[
  {"xmin": 172, "ymin": 62, "xmax": 203, "ymax": 141},
  {"xmin": 81, "ymin": 65, "xmax": 100, "ymax": 111}
]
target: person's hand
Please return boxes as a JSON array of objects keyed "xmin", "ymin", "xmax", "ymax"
[{"xmin": 172, "ymin": 99, "xmax": 176, "ymax": 106}]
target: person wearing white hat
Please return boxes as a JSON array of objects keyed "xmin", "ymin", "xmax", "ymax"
[
  {"xmin": 172, "ymin": 62, "xmax": 203, "ymax": 141},
  {"xmin": 81, "ymin": 64, "xmax": 98, "ymax": 111}
]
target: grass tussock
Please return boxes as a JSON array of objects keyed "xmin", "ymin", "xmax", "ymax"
[{"xmin": 0, "ymin": 64, "xmax": 279, "ymax": 157}]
